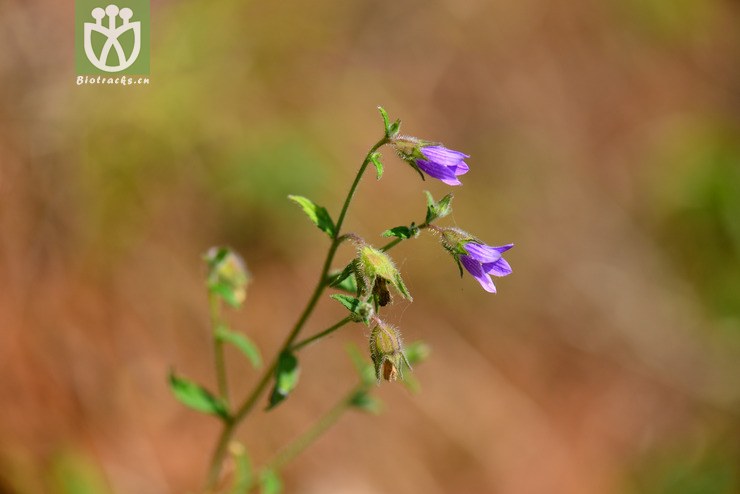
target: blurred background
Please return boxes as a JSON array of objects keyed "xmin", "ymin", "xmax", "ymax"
[{"xmin": 2, "ymin": 0, "xmax": 740, "ymax": 492}]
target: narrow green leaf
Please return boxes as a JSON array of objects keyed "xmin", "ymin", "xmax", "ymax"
[
  {"xmin": 381, "ymin": 226, "xmax": 413, "ymax": 239},
  {"xmin": 331, "ymin": 294, "xmax": 372, "ymax": 323},
  {"xmin": 267, "ymin": 352, "xmax": 300, "ymax": 410},
  {"xmin": 330, "ymin": 294, "xmax": 361, "ymax": 313},
  {"xmin": 328, "ymin": 262, "xmax": 357, "ymax": 294},
  {"xmin": 349, "ymin": 390, "xmax": 382, "ymax": 414},
  {"xmin": 370, "ymin": 153, "xmax": 384, "ymax": 180},
  {"xmin": 260, "ymin": 470, "xmax": 282, "ymax": 494},
  {"xmin": 215, "ymin": 326, "xmax": 262, "ymax": 369},
  {"xmin": 404, "ymin": 341, "xmax": 431, "ymax": 366},
  {"xmin": 168, "ymin": 372, "xmax": 228, "ymax": 419},
  {"xmin": 377, "ymin": 106, "xmax": 391, "ymax": 132},
  {"xmin": 424, "ymin": 191, "xmax": 454, "ymax": 223},
  {"xmin": 229, "ymin": 442, "xmax": 252, "ymax": 494},
  {"xmin": 287, "ymin": 195, "xmax": 336, "ymax": 238}
]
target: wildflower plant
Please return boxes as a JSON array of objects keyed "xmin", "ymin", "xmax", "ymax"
[{"xmin": 168, "ymin": 107, "xmax": 513, "ymax": 493}]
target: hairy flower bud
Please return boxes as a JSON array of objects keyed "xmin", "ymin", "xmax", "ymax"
[
  {"xmin": 356, "ymin": 244, "xmax": 412, "ymax": 303},
  {"xmin": 204, "ymin": 246, "xmax": 251, "ymax": 307},
  {"xmin": 369, "ymin": 322, "xmax": 412, "ymax": 383}
]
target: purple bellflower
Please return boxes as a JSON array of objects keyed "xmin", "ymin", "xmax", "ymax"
[
  {"xmin": 460, "ymin": 242, "xmax": 513, "ymax": 293},
  {"xmin": 434, "ymin": 226, "xmax": 513, "ymax": 293},
  {"xmin": 415, "ymin": 145, "xmax": 470, "ymax": 186},
  {"xmin": 392, "ymin": 137, "xmax": 470, "ymax": 186}
]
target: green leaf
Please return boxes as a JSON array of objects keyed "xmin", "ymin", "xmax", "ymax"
[
  {"xmin": 330, "ymin": 294, "xmax": 372, "ymax": 323},
  {"xmin": 424, "ymin": 191, "xmax": 454, "ymax": 224},
  {"xmin": 168, "ymin": 372, "xmax": 228, "ymax": 419},
  {"xmin": 404, "ymin": 341, "xmax": 431, "ymax": 366},
  {"xmin": 346, "ymin": 344, "xmax": 376, "ymax": 385},
  {"xmin": 267, "ymin": 352, "xmax": 300, "ymax": 410},
  {"xmin": 287, "ymin": 195, "xmax": 336, "ymax": 238},
  {"xmin": 330, "ymin": 294, "xmax": 361, "ymax": 313},
  {"xmin": 328, "ymin": 262, "xmax": 358, "ymax": 294},
  {"xmin": 215, "ymin": 325, "xmax": 262, "ymax": 369},
  {"xmin": 370, "ymin": 152, "xmax": 384, "ymax": 180},
  {"xmin": 349, "ymin": 390, "xmax": 382, "ymax": 414},
  {"xmin": 229, "ymin": 442, "xmax": 252, "ymax": 494},
  {"xmin": 260, "ymin": 469, "xmax": 282, "ymax": 494},
  {"xmin": 381, "ymin": 226, "xmax": 413, "ymax": 239},
  {"xmin": 377, "ymin": 106, "xmax": 391, "ymax": 132}
]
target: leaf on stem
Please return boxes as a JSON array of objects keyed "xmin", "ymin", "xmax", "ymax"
[
  {"xmin": 330, "ymin": 294, "xmax": 372, "ymax": 324},
  {"xmin": 381, "ymin": 226, "xmax": 414, "ymax": 239},
  {"xmin": 369, "ymin": 152, "xmax": 384, "ymax": 180},
  {"xmin": 215, "ymin": 325, "xmax": 262, "ymax": 369},
  {"xmin": 424, "ymin": 191, "xmax": 454, "ymax": 224},
  {"xmin": 327, "ymin": 262, "xmax": 358, "ymax": 294},
  {"xmin": 168, "ymin": 371, "xmax": 228, "ymax": 419},
  {"xmin": 349, "ymin": 389, "xmax": 383, "ymax": 414},
  {"xmin": 287, "ymin": 195, "xmax": 336, "ymax": 238},
  {"xmin": 267, "ymin": 352, "xmax": 300, "ymax": 410}
]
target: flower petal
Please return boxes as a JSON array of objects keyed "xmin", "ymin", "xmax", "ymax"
[
  {"xmin": 464, "ymin": 242, "xmax": 503, "ymax": 263},
  {"xmin": 421, "ymin": 146, "xmax": 470, "ymax": 165},
  {"xmin": 416, "ymin": 159, "xmax": 462, "ymax": 186},
  {"xmin": 453, "ymin": 160, "xmax": 470, "ymax": 176},
  {"xmin": 483, "ymin": 257, "xmax": 512, "ymax": 277},
  {"xmin": 460, "ymin": 255, "xmax": 497, "ymax": 293}
]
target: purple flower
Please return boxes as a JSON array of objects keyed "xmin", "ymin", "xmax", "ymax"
[
  {"xmin": 415, "ymin": 145, "xmax": 470, "ymax": 186},
  {"xmin": 459, "ymin": 242, "xmax": 513, "ymax": 293}
]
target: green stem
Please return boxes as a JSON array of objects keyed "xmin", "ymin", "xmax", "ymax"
[
  {"xmin": 209, "ymin": 293, "xmax": 229, "ymax": 407},
  {"xmin": 204, "ymin": 135, "xmax": 388, "ymax": 490},
  {"xmin": 264, "ymin": 383, "xmax": 365, "ymax": 474},
  {"xmin": 290, "ymin": 317, "xmax": 352, "ymax": 352}
]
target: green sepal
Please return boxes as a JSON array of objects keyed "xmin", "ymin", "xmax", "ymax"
[
  {"xmin": 259, "ymin": 469, "xmax": 282, "ymax": 494},
  {"xmin": 215, "ymin": 325, "xmax": 262, "ymax": 369},
  {"xmin": 229, "ymin": 442, "xmax": 252, "ymax": 494},
  {"xmin": 330, "ymin": 294, "xmax": 373, "ymax": 324},
  {"xmin": 424, "ymin": 191, "xmax": 454, "ymax": 224},
  {"xmin": 393, "ymin": 272, "xmax": 412, "ymax": 301},
  {"xmin": 370, "ymin": 152, "xmax": 384, "ymax": 180},
  {"xmin": 377, "ymin": 106, "xmax": 391, "ymax": 132},
  {"xmin": 267, "ymin": 352, "xmax": 300, "ymax": 410},
  {"xmin": 168, "ymin": 371, "xmax": 228, "ymax": 419},
  {"xmin": 346, "ymin": 344, "xmax": 376, "ymax": 385},
  {"xmin": 287, "ymin": 195, "xmax": 336, "ymax": 238},
  {"xmin": 349, "ymin": 390, "xmax": 383, "ymax": 414},
  {"xmin": 405, "ymin": 159, "xmax": 426, "ymax": 181},
  {"xmin": 381, "ymin": 226, "xmax": 414, "ymax": 239},
  {"xmin": 454, "ymin": 256, "xmax": 464, "ymax": 278}
]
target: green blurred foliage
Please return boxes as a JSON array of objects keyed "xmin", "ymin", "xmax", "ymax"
[
  {"xmin": 646, "ymin": 119, "xmax": 740, "ymax": 331},
  {"xmin": 626, "ymin": 439, "xmax": 739, "ymax": 494}
]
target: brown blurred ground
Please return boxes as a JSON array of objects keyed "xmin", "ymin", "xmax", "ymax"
[{"xmin": 1, "ymin": 0, "xmax": 740, "ymax": 492}]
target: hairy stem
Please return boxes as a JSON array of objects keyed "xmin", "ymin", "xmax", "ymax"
[
  {"xmin": 290, "ymin": 317, "xmax": 352, "ymax": 352},
  {"xmin": 265, "ymin": 383, "xmax": 366, "ymax": 474},
  {"xmin": 209, "ymin": 293, "xmax": 229, "ymax": 407},
  {"xmin": 204, "ymin": 136, "xmax": 388, "ymax": 490}
]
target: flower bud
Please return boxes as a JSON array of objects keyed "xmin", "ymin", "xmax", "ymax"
[
  {"xmin": 204, "ymin": 246, "xmax": 251, "ymax": 307},
  {"xmin": 369, "ymin": 322, "xmax": 412, "ymax": 383},
  {"xmin": 357, "ymin": 244, "xmax": 412, "ymax": 302}
]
